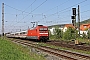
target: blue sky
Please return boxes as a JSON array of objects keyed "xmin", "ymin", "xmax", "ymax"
[{"xmin": 0, "ymin": 0, "xmax": 90, "ymax": 34}]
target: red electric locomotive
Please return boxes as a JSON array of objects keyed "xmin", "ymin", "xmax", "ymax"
[
  {"xmin": 6, "ymin": 25, "xmax": 49, "ymax": 42},
  {"xmin": 26, "ymin": 25, "xmax": 49, "ymax": 42}
]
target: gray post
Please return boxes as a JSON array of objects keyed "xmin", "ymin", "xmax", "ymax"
[
  {"xmin": 78, "ymin": 5, "xmax": 80, "ymax": 36},
  {"xmin": 2, "ymin": 3, "xmax": 4, "ymax": 36}
]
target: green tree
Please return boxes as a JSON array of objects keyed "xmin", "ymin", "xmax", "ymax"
[
  {"xmin": 82, "ymin": 32, "xmax": 87, "ymax": 39},
  {"xmin": 87, "ymin": 30, "xmax": 90, "ymax": 39},
  {"xmin": 63, "ymin": 27, "xmax": 75, "ymax": 40},
  {"xmin": 55, "ymin": 28, "xmax": 62, "ymax": 38},
  {"xmin": 49, "ymin": 29, "xmax": 56, "ymax": 40}
]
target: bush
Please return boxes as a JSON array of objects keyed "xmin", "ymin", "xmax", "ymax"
[
  {"xmin": 55, "ymin": 28, "xmax": 62, "ymax": 38},
  {"xmin": 63, "ymin": 27, "xmax": 75, "ymax": 40},
  {"xmin": 87, "ymin": 30, "xmax": 90, "ymax": 39}
]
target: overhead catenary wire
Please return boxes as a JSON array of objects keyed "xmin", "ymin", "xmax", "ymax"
[
  {"xmin": 42, "ymin": 0, "xmax": 88, "ymax": 19},
  {"xmin": 81, "ymin": 10, "xmax": 90, "ymax": 13},
  {"xmin": 4, "ymin": 0, "xmax": 90, "ymax": 33},
  {"xmin": 43, "ymin": 0, "xmax": 71, "ymax": 13},
  {"xmin": 21, "ymin": 0, "xmax": 36, "ymax": 18},
  {"xmin": 39, "ymin": 0, "xmax": 88, "ymax": 25},
  {"xmin": 9, "ymin": 0, "xmax": 47, "ymax": 29},
  {"xmin": 6, "ymin": 7, "xmax": 90, "ymax": 29},
  {"xmin": 4, "ymin": 0, "xmax": 37, "ymax": 15},
  {"xmin": 4, "ymin": 0, "xmax": 37, "ymax": 16},
  {"xmin": 5, "ymin": 0, "xmax": 88, "ymax": 22},
  {"xmin": 4, "ymin": 0, "xmax": 37, "ymax": 29},
  {"xmin": 42, "ymin": 1, "xmax": 88, "ymax": 25},
  {"xmin": 22, "ymin": 0, "xmax": 36, "ymax": 13},
  {"xmin": 40, "ymin": 0, "xmax": 71, "ymax": 21},
  {"xmin": 4, "ymin": 4, "xmax": 29, "ymax": 14},
  {"xmin": 6, "ymin": 0, "xmax": 47, "ymax": 27},
  {"xmin": 2, "ymin": 0, "xmax": 71, "ymax": 33},
  {"xmin": 20, "ymin": 0, "xmax": 47, "ymax": 21},
  {"xmin": 80, "ymin": 9, "xmax": 90, "ymax": 20},
  {"xmin": 4, "ymin": 0, "xmax": 88, "ymax": 21}
]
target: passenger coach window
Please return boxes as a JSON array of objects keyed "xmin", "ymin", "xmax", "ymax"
[{"xmin": 22, "ymin": 32, "xmax": 25, "ymax": 34}]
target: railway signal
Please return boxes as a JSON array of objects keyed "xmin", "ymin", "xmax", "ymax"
[
  {"xmin": 71, "ymin": 16, "xmax": 76, "ymax": 26},
  {"xmin": 72, "ymin": 8, "xmax": 76, "ymax": 16},
  {"xmin": 71, "ymin": 8, "xmax": 77, "ymax": 41},
  {"xmin": 71, "ymin": 8, "xmax": 76, "ymax": 26},
  {"xmin": 72, "ymin": 20, "xmax": 75, "ymax": 26}
]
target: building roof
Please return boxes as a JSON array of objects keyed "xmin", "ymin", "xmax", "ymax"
[
  {"xmin": 64, "ymin": 24, "xmax": 74, "ymax": 28},
  {"xmin": 80, "ymin": 23, "xmax": 90, "ymax": 31}
]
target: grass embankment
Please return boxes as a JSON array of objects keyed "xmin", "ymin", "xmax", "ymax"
[{"xmin": 0, "ymin": 37, "xmax": 45, "ymax": 60}]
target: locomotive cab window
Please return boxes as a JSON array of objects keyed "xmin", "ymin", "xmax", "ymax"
[{"xmin": 39, "ymin": 28, "xmax": 48, "ymax": 31}]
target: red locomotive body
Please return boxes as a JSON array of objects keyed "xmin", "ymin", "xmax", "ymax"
[{"xmin": 26, "ymin": 25, "xmax": 49, "ymax": 41}]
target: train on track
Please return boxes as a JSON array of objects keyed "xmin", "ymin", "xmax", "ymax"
[{"xmin": 6, "ymin": 25, "xmax": 49, "ymax": 42}]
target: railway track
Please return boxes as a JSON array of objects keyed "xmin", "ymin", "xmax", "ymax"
[
  {"xmin": 10, "ymin": 39, "xmax": 90, "ymax": 60},
  {"xmin": 47, "ymin": 40, "xmax": 90, "ymax": 51}
]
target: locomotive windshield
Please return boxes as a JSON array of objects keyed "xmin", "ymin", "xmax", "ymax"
[{"xmin": 39, "ymin": 28, "xmax": 48, "ymax": 31}]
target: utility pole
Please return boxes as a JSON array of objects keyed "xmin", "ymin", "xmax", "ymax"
[
  {"xmin": 2, "ymin": 3, "xmax": 4, "ymax": 36},
  {"xmin": 78, "ymin": 5, "xmax": 80, "ymax": 36}
]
